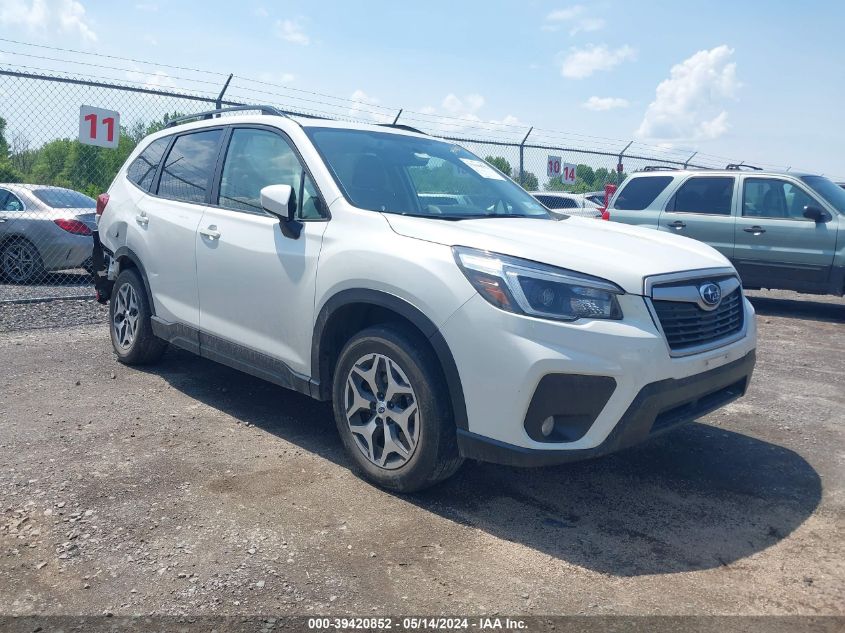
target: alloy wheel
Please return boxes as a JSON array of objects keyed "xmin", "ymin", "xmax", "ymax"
[
  {"xmin": 2, "ymin": 242, "xmax": 38, "ymax": 283},
  {"xmin": 343, "ymin": 352, "xmax": 420, "ymax": 470},
  {"xmin": 112, "ymin": 282, "xmax": 140, "ymax": 350}
]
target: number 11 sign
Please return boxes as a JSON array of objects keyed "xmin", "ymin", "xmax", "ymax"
[{"xmin": 79, "ymin": 105, "xmax": 120, "ymax": 149}]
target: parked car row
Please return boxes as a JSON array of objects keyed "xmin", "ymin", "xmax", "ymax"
[{"xmin": 0, "ymin": 184, "xmax": 97, "ymax": 283}]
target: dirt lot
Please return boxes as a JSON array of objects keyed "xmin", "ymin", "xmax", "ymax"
[{"xmin": 0, "ymin": 290, "xmax": 843, "ymax": 618}]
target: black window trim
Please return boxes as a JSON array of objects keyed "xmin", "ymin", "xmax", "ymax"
[
  {"xmin": 208, "ymin": 123, "xmax": 330, "ymax": 222},
  {"xmin": 663, "ymin": 174, "xmax": 737, "ymax": 216},
  {"xmin": 740, "ymin": 175, "xmax": 825, "ymax": 222}
]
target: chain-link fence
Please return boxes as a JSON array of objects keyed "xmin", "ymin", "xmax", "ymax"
[{"xmin": 0, "ymin": 68, "xmax": 742, "ymax": 300}]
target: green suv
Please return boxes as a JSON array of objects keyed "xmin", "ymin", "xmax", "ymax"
[{"xmin": 607, "ymin": 167, "xmax": 845, "ymax": 296}]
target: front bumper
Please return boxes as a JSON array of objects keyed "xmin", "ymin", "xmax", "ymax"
[
  {"xmin": 457, "ymin": 350, "xmax": 755, "ymax": 466},
  {"xmin": 439, "ymin": 291, "xmax": 757, "ymax": 459}
]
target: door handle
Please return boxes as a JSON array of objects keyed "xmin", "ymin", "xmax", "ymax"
[
  {"xmin": 667, "ymin": 220, "xmax": 686, "ymax": 230},
  {"xmin": 743, "ymin": 226, "xmax": 766, "ymax": 235},
  {"xmin": 199, "ymin": 225, "xmax": 221, "ymax": 240},
  {"xmin": 135, "ymin": 212, "xmax": 149, "ymax": 226}
]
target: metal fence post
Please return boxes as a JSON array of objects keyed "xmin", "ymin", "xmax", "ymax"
[
  {"xmin": 215, "ymin": 73, "xmax": 233, "ymax": 110},
  {"xmin": 519, "ymin": 127, "xmax": 533, "ymax": 186},
  {"xmin": 617, "ymin": 141, "xmax": 633, "ymax": 178}
]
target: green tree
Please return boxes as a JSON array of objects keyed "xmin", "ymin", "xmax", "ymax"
[
  {"xmin": 0, "ymin": 117, "xmax": 10, "ymax": 161},
  {"xmin": 575, "ymin": 164, "xmax": 595, "ymax": 190},
  {"xmin": 518, "ymin": 170, "xmax": 538, "ymax": 191},
  {"xmin": 484, "ymin": 155, "xmax": 512, "ymax": 177}
]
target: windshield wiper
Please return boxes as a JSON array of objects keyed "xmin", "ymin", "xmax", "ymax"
[{"xmin": 395, "ymin": 212, "xmax": 549, "ymax": 221}]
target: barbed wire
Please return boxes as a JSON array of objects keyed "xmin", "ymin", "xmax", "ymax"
[{"xmin": 0, "ymin": 36, "xmax": 789, "ymax": 169}]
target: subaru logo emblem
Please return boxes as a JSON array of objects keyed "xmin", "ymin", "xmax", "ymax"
[{"xmin": 699, "ymin": 282, "xmax": 722, "ymax": 308}]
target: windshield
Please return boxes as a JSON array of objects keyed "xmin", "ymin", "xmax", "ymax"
[
  {"xmin": 305, "ymin": 127, "xmax": 551, "ymax": 220},
  {"xmin": 801, "ymin": 176, "xmax": 845, "ymax": 214},
  {"xmin": 33, "ymin": 188, "xmax": 96, "ymax": 209}
]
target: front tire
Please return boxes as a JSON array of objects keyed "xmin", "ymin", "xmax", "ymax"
[
  {"xmin": 109, "ymin": 268, "xmax": 166, "ymax": 365},
  {"xmin": 332, "ymin": 324, "xmax": 463, "ymax": 492}
]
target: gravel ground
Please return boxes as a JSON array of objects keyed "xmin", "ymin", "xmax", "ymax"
[
  {"xmin": 0, "ymin": 272, "xmax": 92, "ymax": 303},
  {"xmin": 0, "ymin": 290, "xmax": 842, "ymax": 619}
]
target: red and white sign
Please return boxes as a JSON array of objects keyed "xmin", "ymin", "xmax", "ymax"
[
  {"xmin": 547, "ymin": 155, "xmax": 576, "ymax": 184},
  {"xmin": 79, "ymin": 105, "xmax": 120, "ymax": 149}
]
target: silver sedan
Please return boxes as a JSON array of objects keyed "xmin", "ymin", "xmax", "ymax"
[{"xmin": 0, "ymin": 184, "xmax": 97, "ymax": 283}]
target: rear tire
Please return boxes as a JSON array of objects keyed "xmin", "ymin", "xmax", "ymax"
[
  {"xmin": 0, "ymin": 238, "xmax": 44, "ymax": 284},
  {"xmin": 109, "ymin": 268, "xmax": 166, "ymax": 365},
  {"xmin": 332, "ymin": 324, "xmax": 464, "ymax": 492}
]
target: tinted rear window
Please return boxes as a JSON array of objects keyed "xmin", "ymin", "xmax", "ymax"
[
  {"xmin": 32, "ymin": 188, "xmax": 95, "ymax": 209},
  {"xmin": 127, "ymin": 137, "xmax": 170, "ymax": 192},
  {"xmin": 157, "ymin": 129, "xmax": 223, "ymax": 203},
  {"xmin": 613, "ymin": 176, "xmax": 673, "ymax": 210},
  {"xmin": 670, "ymin": 176, "xmax": 734, "ymax": 215}
]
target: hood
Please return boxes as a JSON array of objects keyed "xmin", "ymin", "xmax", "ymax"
[{"xmin": 383, "ymin": 214, "xmax": 732, "ymax": 295}]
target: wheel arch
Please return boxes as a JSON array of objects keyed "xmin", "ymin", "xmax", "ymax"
[
  {"xmin": 312, "ymin": 289, "xmax": 468, "ymax": 430},
  {"xmin": 112, "ymin": 246, "xmax": 155, "ymax": 314}
]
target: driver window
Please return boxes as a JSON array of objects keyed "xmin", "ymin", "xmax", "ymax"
[
  {"xmin": 219, "ymin": 128, "xmax": 303, "ymax": 214},
  {"xmin": 0, "ymin": 189, "xmax": 24, "ymax": 211},
  {"xmin": 743, "ymin": 178, "xmax": 818, "ymax": 220}
]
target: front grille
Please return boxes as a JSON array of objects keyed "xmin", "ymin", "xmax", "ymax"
[{"xmin": 653, "ymin": 288, "xmax": 744, "ymax": 352}]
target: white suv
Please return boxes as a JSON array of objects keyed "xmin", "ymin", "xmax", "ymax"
[{"xmin": 92, "ymin": 106, "xmax": 757, "ymax": 491}]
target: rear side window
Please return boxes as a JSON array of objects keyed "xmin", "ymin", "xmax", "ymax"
[
  {"xmin": 535, "ymin": 195, "xmax": 576, "ymax": 209},
  {"xmin": 126, "ymin": 137, "xmax": 170, "ymax": 192},
  {"xmin": 613, "ymin": 176, "xmax": 673, "ymax": 210},
  {"xmin": 158, "ymin": 129, "xmax": 223, "ymax": 203},
  {"xmin": 670, "ymin": 176, "xmax": 734, "ymax": 215}
]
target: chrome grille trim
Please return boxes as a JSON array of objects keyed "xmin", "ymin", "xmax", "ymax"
[{"xmin": 644, "ymin": 269, "xmax": 748, "ymax": 357}]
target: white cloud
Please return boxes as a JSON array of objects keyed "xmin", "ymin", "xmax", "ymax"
[
  {"xmin": 125, "ymin": 67, "xmax": 176, "ymax": 90},
  {"xmin": 559, "ymin": 44, "xmax": 635, "ymax": 79},
  {"xmin": 583, "ymin": 96, "xmax": 630, "ymax": 111},
  {"xmin": 569, "ymin": 17, "xmax": 605, "ymax": 35},
  {"xmin": 253, "ymin": 6, "xmax": 269, "ymax": 17},
  {"xmin": 257, "ymin": 71, "xmax": 296, "ymax": 84},
  {"xmin": 143, "ymin": 34, "xmax": 158, "ymax": 46},
  {"xmin": 0, "ymin": 0, "xmax": 96, "ymax": 42},
  {"xmin": 134, "ymin": 3, "xmax": 157, "ymax": 11},
  {"xmin": 275, "ymin": 19, "xmax": 309, "ymax": 45},
  {"xmin": 636, "ymin": 45, "xmax": 740, "ymax": 141},
  {"xmin": 418, "ymin": 94, "xmax": 524, "ymax": 136},
  {"xmin": 348, "ymin": 90, "xmax": 393, "ymax": 124},
  {"xmin": 542, "ymin": 5, "xmax": 604, "ymax": 35}
]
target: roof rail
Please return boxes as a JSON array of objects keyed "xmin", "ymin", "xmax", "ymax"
[
  {"xmin": 639, "ymin": 165, "xmax": 681, "ymax": 172},
  {"xmin": 164, "ymin": 105, "xmax": 289, "ymax": 128},
  {"xmin": 725, "ymin": 163, "xmax": 763, "ymax": 171},
  {"xmin": 377, "ymin": 123, "xmax": 428, "ymax": 135}
]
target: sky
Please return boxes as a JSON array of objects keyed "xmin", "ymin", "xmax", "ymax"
[{"xmin": 1, "ymin": 0, "xmax": 844, "ymax": 177}]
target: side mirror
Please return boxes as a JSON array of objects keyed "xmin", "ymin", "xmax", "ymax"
[
  {"xmin": 803, "ymin": 205, "xmax": 831, "ymax": 223},
  {"xmin": 260, "ymin": 184, "xmax": 302, "ymax": 239}
]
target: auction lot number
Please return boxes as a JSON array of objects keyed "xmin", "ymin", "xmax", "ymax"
[
  {"xmin": 79, "ymin": 105, "xmax": 121, "ymax": 149},
  {"xmin": 547, "ymin": 155, "xmax": 577, "ymax": 184}
]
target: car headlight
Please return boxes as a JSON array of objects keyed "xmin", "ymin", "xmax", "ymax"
[{"xmin": 453, "ymin": 246, "xmax": 623, "ymax": 321}]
